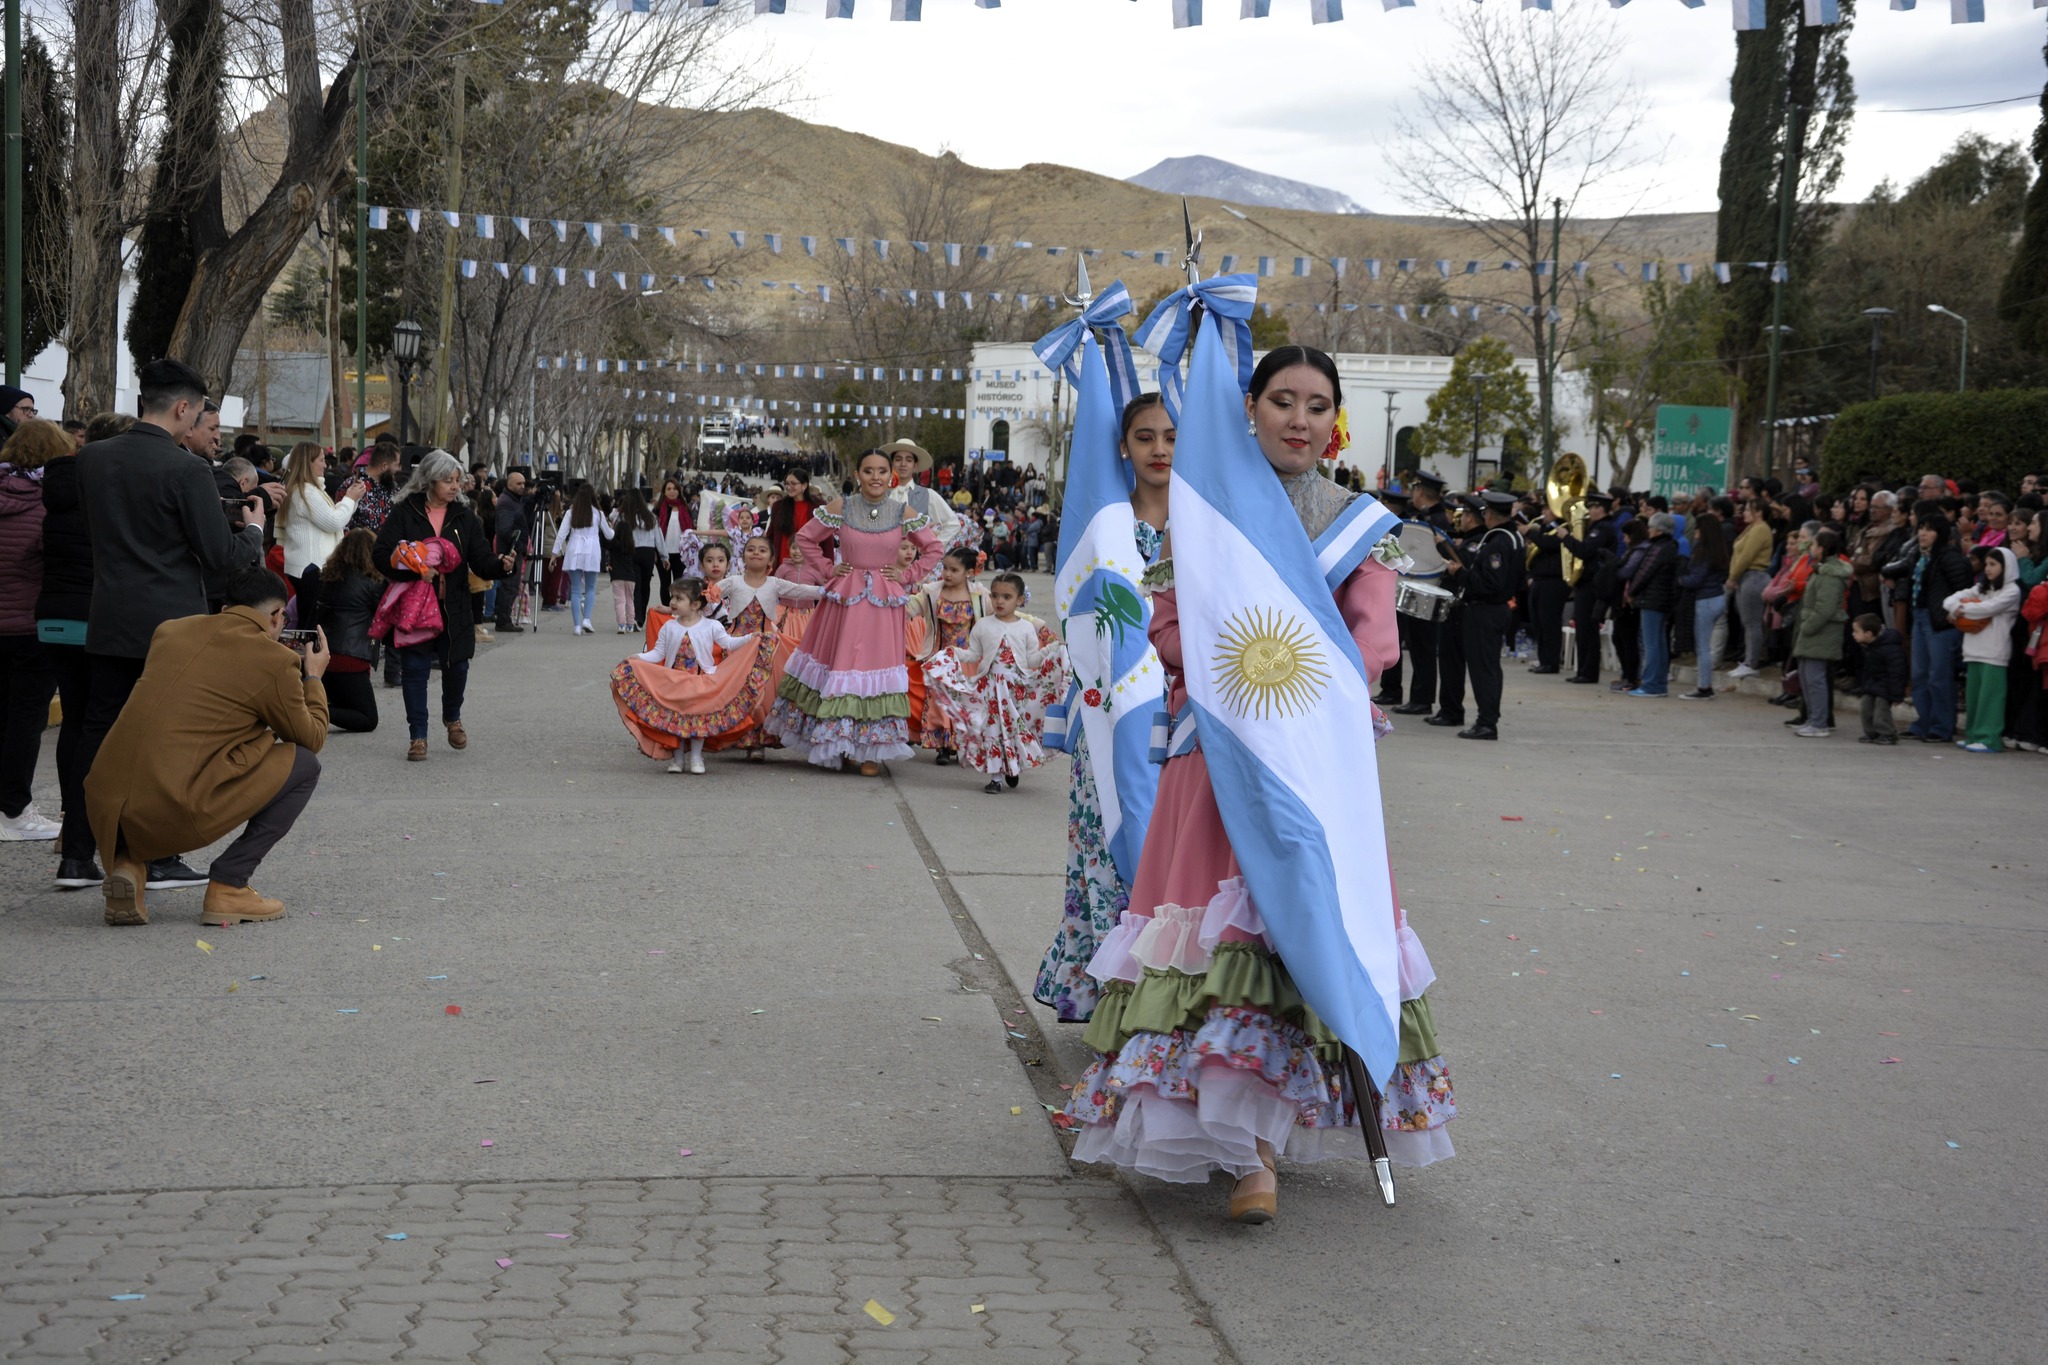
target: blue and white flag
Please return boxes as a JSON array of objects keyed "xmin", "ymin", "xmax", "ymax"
[
  {"xmin": 1033, "ymin": 279, "xmax": 1142, "ymax": 418},
  {"xmin": 1167, "ymin": 291, "xmax": 1404, "ymax": 1085},
  {"xmin": 1132, "ymin": 273, "xmax": 1258, "ymax": 423},
  {"xmin": 1047, "ymin": 332, "xmax": 1163, "ymax": 886}
]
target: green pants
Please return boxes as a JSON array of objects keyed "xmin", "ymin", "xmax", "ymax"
[{"xmin": 1964, "ymin": 661, "xmax": 2008, "ymax": 749}]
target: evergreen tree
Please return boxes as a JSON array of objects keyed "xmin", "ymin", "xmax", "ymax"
[
  {"xmin": 1998, "ymin": 27, "xmax": 2048, "ymax": 354},
  {"xmin": 0, "ymin": 32, "xmax": 71, "ymax": 368},
  {"xmin": 128, "ymin": 0, "xmax": 227, "ymax": 372},
  {"xmin": 1712, "ymin": 0, "xmax": 1857, "ymax": 460},
  {"xmin": 1409, "ymin": 337, "xmax": 1539, "ymax": 486}
]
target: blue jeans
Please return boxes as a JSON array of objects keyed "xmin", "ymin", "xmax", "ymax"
[
  {"xmin": 1693, "ymin": 594, "xmax": 1727, "ymax": 690},
  {"xmin": 1910, "ymin": 609, "xmax": 1960, "ymax": 739},
  {"xmin": 401, "ymin": 645, "xmax": 469, "ymax": 742},
  {"xmin": 480, "ymin": 583, "xmax": 498, "ymax": 619},
  {"xmin": 1639, "ymin": 608, "xmax": 1669, "ymax": 694},
  {"xmin": 568, "ymin": 570, "xmax": 599, "ymax": 623}
]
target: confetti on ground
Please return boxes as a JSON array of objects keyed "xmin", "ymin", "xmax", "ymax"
[
  {"xmin": 427, "ymin": 975, "xmax": 449, "ymax": 981},
  {"xmin": 678, "ymin": 1149, "xmax": 693, "ymax": 1157},
  {"xmin": 648, "ymin": 949, "xmax": 667, "ymax": 955},
  {"xmin": 546, "ymin": 1233, "xmax": 572, "ymax": 1239},
  {"xmin": 109, "ymin": 1294, "xmax": 146, "ymax": 1301},
  {"xmin": 1010, "ymin": 1106, "xmax": 1023, "ymax": 1115},
  {"xmin": 750, "ymin": 1009, "xmax": 766, "ymax": 1015},
  {"xmin": 226, "ymin": 983, "xmax": 239, "ymax": 993},
  {"xmin": 1609, "ymin": 1073, "xmax": 1623, "ymax": 1080},
  {"xmin": 383, "ymin": 1233, "xmax": 407, "ymax": 1241},
  {"xmin": 480, "ymin": 1140, "xmax": 494, "ymax": 1148},
  {"xmin": 445, "ymin": 1006, "xmax": 462, "ymax": 1016},
  {"xmin": 1788, "ymin": 1057, "xmax": 1801, "ymax": 1064},
  {"xmin": 971, "ymin": 1303, "xmax": 986, "ymax": 1314},
  {"xmin": 1500, "ymin": 815, "xmax": 1524, "ymax": 821},
  {"xmin": 1946, "ymin": 1141, "xmax": 1960, "ymax": 1149},
  {"xmin": 1879, "ymin": 1032, "xmax": 1901, "ymax": 1037},
  {"xmin": 864, "ymin": 1300, "xmax": 897, "ymax": 1326},
  {"xmin": 372, "ymin": 945, "xmax": 382, "ymax": 952},
  {"xmin": 196, "ymin": 940, "xmax": 214, "ymax": 954},
  {"xmin": 474, "ymin": 1079, "xmax": 496, "ymax": 1085},
  {"xmin": 1881, "ymin": 1058, "xmax": 1902, "ymax": 1064},
  {"xmin": 337, "ymin": 1009, "xmax": 359, "ymax": 1015},
  {"xmin": 248, "ymin": 975, "xmax": 266, "ymax": 981},
  {"xmin": 922, "ymin": 1016, "xmax": 944, "ymax": 1022},
  {"xmin": 1007, "ymin": 1030, "xmax": 1029, "ymax": 1040},
  {"xmin": 495, "ymin": 1258, "xmax": 514, "ymax": 1269},
  {"xmin": 1708, "ymin": 1044, "xmax": 1728, "ymax": 1049}
]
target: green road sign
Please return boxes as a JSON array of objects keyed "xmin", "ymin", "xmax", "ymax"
[{"xmin": 1651, "ymin": 405, "xmax": 1731, "ymax": 501}]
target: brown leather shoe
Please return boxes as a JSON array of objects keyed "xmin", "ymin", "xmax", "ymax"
[
  {"xmin": 407, "ymin": 739, "xmax": 428, "ymax": 761},
  {"xmin": 859, "ymin": 761, "xmax": 881, "ymax": 777},
  {"xmin": 446, "ymin": 721, "xmax": 468, "ymax": 750},
  {"xmin": 102, "ymin": 854, "xmax": 148, "ymax": 927},
  {"xmin": 201, "ymin": 883, "xmax": 285, "ymax": 925}
]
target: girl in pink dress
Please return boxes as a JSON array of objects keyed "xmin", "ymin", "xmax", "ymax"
[
  {"xmin": 767, "ymin": 449, "xmax": 943, "ymax": 775},
  {"xmin": 1063, "ymin": 346, "xmax": 1454, "ymax": 1225}
]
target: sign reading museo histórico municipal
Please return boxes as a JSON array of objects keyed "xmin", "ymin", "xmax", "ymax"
[{"xmin": 1650, "ymin": 405, "xmax": 1732, "ymax": 500}]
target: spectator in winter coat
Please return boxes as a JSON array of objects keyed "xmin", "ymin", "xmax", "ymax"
[
  {"xmin": 36, "ymin": 424, "xmax": 105, "ymax": 887},
  {"xmin": 0, "ymin": 419, "xmax": 64, "ymax": 841},
  {"xmin": 1852, "ymin": 613, "xmax": 1906, "ymax": 744},
  {"xmin": 1944, "ymin": 545, "xmax": 2023, "ymax": 753},
  {"xmin": 1625, "ymin": 513, "xmax": 1681, "ymax": 697},
  {"xmin": 1788, "ymin": 530, "xmax": 1852, "ymax": 737},
  {"xmin": 315, "ymin": 529, "xmax": 385, "ymax": 734},
  {"xmin": 1900, "ymin": 512, "xmax": 1975, "ymax": 743},
  {"xmin": 0, "ymin": 384, "xmax": 37, "ymax": 441}
]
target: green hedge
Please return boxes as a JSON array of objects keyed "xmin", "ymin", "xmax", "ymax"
[{"xmin": 1820, "ymin": 390, "xmax": 2048, "ymax": 493}]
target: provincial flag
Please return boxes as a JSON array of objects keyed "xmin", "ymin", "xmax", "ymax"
[{"xmin": 1165, "ymin": 287, "xmax": 1405, "ymax": 1086}]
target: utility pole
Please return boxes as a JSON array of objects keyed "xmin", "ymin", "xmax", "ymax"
[
  {"xmin": 1759, "ymin": 95, "xmax": 1807, "ymax": 479},
  {"xmin": 1540, "ymin": 196, "xmax": 1563, "ymax": 483},
  {"xmin": 429, "ymin": 51, "xmax": 469, "ymax": 450},
  {"xmin": 4, "ymin": 0, "xmax": 22, "ymax": 386},
  {"xmin": 354, "ymin": 33, "xmax": 369, "ymax": 451}
]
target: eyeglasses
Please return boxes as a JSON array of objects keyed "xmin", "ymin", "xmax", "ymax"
[{"xmin": 10, "ymin": 402, "xmax": 36, "ymax": 417}]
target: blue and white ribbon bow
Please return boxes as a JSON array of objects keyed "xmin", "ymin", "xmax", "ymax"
[
  {"xmin": 1031, "ymin": 280, "xmax": 1142, "ymax": 418},
  {"xmin": 1131, "ymin": 273, "xmax": 1259, "ymax": 420}
]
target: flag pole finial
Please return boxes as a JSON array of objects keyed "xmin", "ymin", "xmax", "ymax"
[
  {"xmin": 1180, "ymin": 198, "xmax": 1204, "ymax": 288},
  {"xmin": 1062, "ymin": 255, "xmax": 1094, "ymax": 313}
]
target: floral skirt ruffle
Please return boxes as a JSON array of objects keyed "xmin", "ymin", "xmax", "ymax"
[
  {"xmin": 609, "ymin": 637, "xmax": 775, "ymax": 756},
  {"xmin": 1063, "ymin": 920, "xmax": 1456, "ymax": 1182},
  {"xmin": 922, "ymin": 636, "xmax": 1068, "ymax": 780},
  {"xmin": 764, "ymin": 688, "xmax": 913, "ymax": 768},
  {"xmin": 1034, "ymin": 728, "xmax": 1127, "ymax": 1022}
]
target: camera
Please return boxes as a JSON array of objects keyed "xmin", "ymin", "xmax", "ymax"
[{"xmin": 279, "ymin": 628, "xmax": 318, "ymax": 653}]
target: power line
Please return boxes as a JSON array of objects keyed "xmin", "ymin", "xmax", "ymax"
[{"xmin": 1871, "ymin": 93, "xmax": 2036, "ymax": 114}]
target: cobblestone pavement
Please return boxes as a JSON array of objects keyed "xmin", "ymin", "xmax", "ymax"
[{"xmin": 0, "ymin": 1176, "xmax": 1226, "ymax": 1364}]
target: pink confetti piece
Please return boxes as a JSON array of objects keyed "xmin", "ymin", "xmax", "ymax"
[
  {"xmin": 1878, "ymin": 1031, "xmax": 1901, "ymax": 1037},
  {"xmin": 647, "ymin": 949, "xmax": 667, "ymax": 955},
  {"xmin": 545, "ymin": 1233, "xmax": 572, "ymax": 1239},
  {"xmin": 1500, "ymin": 815, "xmax": 1524, "ymax": 822},
  {"xmin": 1881, "ymin": 1057, "xmax": 1903, "ymax": 1064},
  {"xmin": 495, "ymin": 1258, "xmax": 514, "ymax": 1269},
  {"xmin": 678, "ymin": 1148, "xmax": 693, "ymax": 1157},
  {"xmin": 479, "ymin": 1139, "xmax": 494, "ymax": 1148}
]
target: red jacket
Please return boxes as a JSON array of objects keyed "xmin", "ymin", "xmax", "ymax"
[{"xmin": 0, "ymin": 470, "xmax": 46, "ymax": 636}]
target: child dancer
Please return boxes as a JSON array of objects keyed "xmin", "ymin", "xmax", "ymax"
[
  {"xmin": 924, "ymin": 571, "xmax": 1068, "ymax": 794},
  {"xmin": 720, "ymin": 536, "xmax": 824, "ymax": 758},
  {"xmin": 906, "ymin": 547, "xmax": 987, "ymax": 765},
  {"xmin": 610, "ymin": 578, "xmax": 765, "ymax": 774}
]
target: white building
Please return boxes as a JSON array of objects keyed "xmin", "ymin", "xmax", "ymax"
[{"xmin": 965, "ymin": 341, "xmax": 1594, "ymax": 492}]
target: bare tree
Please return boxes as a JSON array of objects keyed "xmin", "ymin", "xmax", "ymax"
[{"xmin": 1388, "ymin": 2, "xmax": 1659, "ymax": 478}]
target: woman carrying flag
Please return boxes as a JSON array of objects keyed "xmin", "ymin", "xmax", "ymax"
[{"xmin": 1065, "ymin": 331, "xmax": 1455, "ymax": 1225}]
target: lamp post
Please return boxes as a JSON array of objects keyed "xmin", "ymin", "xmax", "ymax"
[
  {"xmin": 1860, "ymin": 307, "xmax": 1895, "ymax": 401},
  {"xmin": 1381, "ymin": 388, "xmax": 1400, "ymax": 489},
  {"xmin": 1468, "ymin": 373, "xmax": 1485, "ymax": 493},
  {"xmin": 391, "ymin": 319, "xmax": 424, "ymax": 446},
  {"xmin": 1927, "ymin": 304, "xmax": 1968, "ymax": 391}
]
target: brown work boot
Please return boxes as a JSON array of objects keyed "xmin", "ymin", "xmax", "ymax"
[
  {"xmin": 102, "ymin": 854, "xmax": 148, "ymax": 927},
  {"xmin": 201, "ymin": 883, "xmax": 285, "ymax": 926},
  {"xmin": 407, "ymin": 738, "xmax": 428, "ymax": 761},
  {"xmin": 446, "ymin": 720, "xmax": 468, "ymax": 750}
]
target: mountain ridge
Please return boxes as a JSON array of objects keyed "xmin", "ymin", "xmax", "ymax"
[{"xmin": 1127, "ymin": 155, "xmax": 1370, "ymax": 217}]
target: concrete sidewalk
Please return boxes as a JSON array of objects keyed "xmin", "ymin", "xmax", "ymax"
[{"xmin": 4, "ymin": 607, "xmax": 2042, "ymax": 1363}]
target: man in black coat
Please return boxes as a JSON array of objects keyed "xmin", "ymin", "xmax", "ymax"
[
  {"xmin": 1445, "ymin": 491, "xmax": 1526, "ymax": 740},
  {"xmin": 1558, "ymin": 492, "xmax": 1622, "ymax": 684},
  {"xmin": 492, "ymin": 468, "xmax": 539, "ymax": 632},
  {"xmin": 1428, "ymin": 494, "xmax": 1484, "ymax": 730},
  {"xmin": 1393, "ymin": 471, "xmax": 1456, "ymax": 715},
  {"xmin": 1523, "ymin": 507, "xmax": 1570, "ymax": 675},
  {"xmin": 79, "ymin": 358, "xmax": 266, "ymax": 890}
]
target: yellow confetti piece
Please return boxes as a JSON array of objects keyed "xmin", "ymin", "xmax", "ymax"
[
  {"xmin": 1010, "ymin": 1106, "xmax": 1022, "ymax": 1115},
  {"xmin": 921, "ymin": 1016, "xmax": 943, "ymax": 1022},
  {"xmin": 195, "ymin": 940, "xmax": 214, "ymax": 954},
  {"xmin": 372, "ymin": 945, "xmax": 382, "ymax": 952},
  {"xmin": 226, "ymin": 982, "xmax": 239, "ymax": 994},
  {"xmin": 971, "ymin": 1304, "xmax": 986, "ymax": 1314},
  {"xmin": 863, "ymin": 1299, "xmax": 896, "ymax": 1326},
  {"xmin": 1741, "ymin": 1014, "xmax": 1761, "ymax": 1021}
]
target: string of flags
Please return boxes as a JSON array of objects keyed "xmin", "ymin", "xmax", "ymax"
[
  {"xmin": 470, "ymin": 0, "xmax": 1994, "ymax": 28},
  {"xmin": 556, "ymin": 391, "xmax": 1060, "ymax": 426},
  {"xmin": 378, "ymin": 209, "xmax": 1787, "ymax": 288}
]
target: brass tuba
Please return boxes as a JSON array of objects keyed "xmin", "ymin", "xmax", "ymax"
[{"xmin": 1546, "ymin": 452, "xmax": 1589, "ymax": 585}]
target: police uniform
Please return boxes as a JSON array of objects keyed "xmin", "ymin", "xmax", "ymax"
[
  {"xmin": 1523, "ymin": 514, "xmax": 1569, "ymax": 673},
  {"xmin": 1395, "ymin": 473, "xmax": 1456, "ymax": 716},
  {"xmin": 1452, "ymin": 491, "xmax": 1526, "ymax": 739},
  {"xmin": 1372, "ymin": 489, "xmax": 1415, "ymax": 704},
  {"xmin": 1558, "ymin": 494, "xmax": 1621, "ymax": 684},
  {"xmin": 1427, "ymin": 494, "xmax": 1484, "ymax": 728}
]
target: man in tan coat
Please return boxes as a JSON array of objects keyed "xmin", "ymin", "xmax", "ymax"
[{"xmin": 86, "ymin": 566, "xmax": 331, "ymax": 927}]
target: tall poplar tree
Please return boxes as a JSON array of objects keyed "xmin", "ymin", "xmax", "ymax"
[
  {"xmin": 1998, "ymin": 25, "xmax": 2048, "ymax": 354},
  {"xmin": 1712, "ymin": 0, "xmax": 1856, "ymax": 461}
]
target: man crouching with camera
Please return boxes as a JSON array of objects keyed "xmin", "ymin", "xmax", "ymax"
[{"xmin": 85, "ymin": 566, "xmax": 331, "ymax": 928}]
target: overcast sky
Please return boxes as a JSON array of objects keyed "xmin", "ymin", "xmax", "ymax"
[{"xmin": 726, "ymin": 0, "xmax": 2041, "ymax": 218}]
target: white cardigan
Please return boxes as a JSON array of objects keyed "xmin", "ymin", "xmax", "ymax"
[{"xmin": 277, "ymin": 484, "xmax": 358, "ymax": 575}]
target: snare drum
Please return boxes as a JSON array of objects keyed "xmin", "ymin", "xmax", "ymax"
[{"xmin": 1395, "ymin": 580, "xmax": 1456, "ymax": 622}]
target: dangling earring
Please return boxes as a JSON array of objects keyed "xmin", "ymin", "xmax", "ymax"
[{"xmin": 1246, "ymin": 420, "xmax": 1257, "ymax": 437}]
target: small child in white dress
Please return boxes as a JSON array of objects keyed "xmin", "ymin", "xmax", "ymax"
[
  {"xmin": 931, "ymin": 572, "xmax": 1067, "ymax": 794},
  {"xmin": 637, "ymin": 578, "xmax": 756, "ymax": 774}
]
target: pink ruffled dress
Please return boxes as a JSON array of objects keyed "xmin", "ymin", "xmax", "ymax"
[
  {"xmin": 1064, "ymin": 560, "xmax": 1456, "ymax": 1181},
  {"xmin": 765, "ymin": 496, "xmax": 942, "ymax": 766}
]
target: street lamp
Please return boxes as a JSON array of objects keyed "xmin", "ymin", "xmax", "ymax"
[
  {"xmin": 1468, "ymin": 373, "xmax": 1486, "ymax": 493},
  {"xmin": 1927, "ymin": 304, "xmax": 1968, "ymax": 391},
  {"xmin": 1860, "ymin": 307, "xmax": 1895, "ymax": 402},
  {"xmin": 391, "ymin": 319, "xmax": 424, "ymax": 446}
]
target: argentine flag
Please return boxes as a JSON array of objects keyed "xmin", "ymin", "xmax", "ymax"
[
  {"xmin": 1170, "ymin": 295, "xmax": 1405, "ymax": 1086},
  {"xmin": 1049, "ymin": 331, "xmax": 1163, "ymax": 886}
]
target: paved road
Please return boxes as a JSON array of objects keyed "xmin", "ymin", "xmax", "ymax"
[{"xmin": 3, "ymin": 600, "xmax": 2041, "ymax": 1362}]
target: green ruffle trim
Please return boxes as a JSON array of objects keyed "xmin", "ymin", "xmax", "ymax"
[
  {"xmin": 773, "ymin": 676, "xmax": 911, "ymax": 721},
  {"xmin": 1082, "ymin": 940, "xmax": 1440, "ymax": 1066}
]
